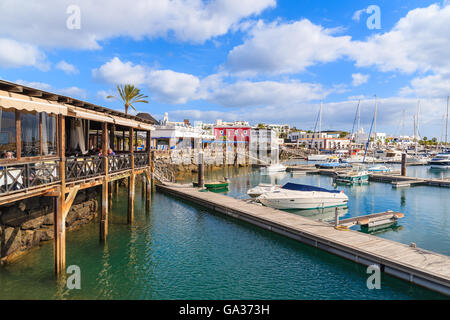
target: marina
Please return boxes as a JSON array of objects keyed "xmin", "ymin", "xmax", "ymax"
[{"xmin": 156, "ymin": 183, "xmax": 450, "ymax": 296}]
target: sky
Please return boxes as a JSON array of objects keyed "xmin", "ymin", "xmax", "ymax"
[{"xmin": 0, "ymin": 0, "xmax": 449, "ymax": 140}]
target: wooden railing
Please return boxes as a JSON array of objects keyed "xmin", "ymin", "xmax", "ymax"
[
  {"xmin": 134, "ymin": 153, "xmax": 149, "ymax": 168},
  {"xmin": 0, "ymin": 159, "xmax": 60, "ymax": 195},
  {"xmin": 109, "ymin": 154, "xmax": 132, "ymax": 173},
  {"xmin": 65, "ymin": 156, "xmax": 104, "ymax": 182}
]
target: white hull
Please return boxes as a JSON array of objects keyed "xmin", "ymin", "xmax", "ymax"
[
  {"xmin": 430, "ymin": 164, "xmax": 450, "ymax": 170},
  {"xmin": 307, "ymin": 155, "xmax": 329, "ymax": 161},
  {"xmin": 258, "ymin": 190, "xmax": 348, "ymax": 210},
  {"xmin": 247, "ymin": 184, "xmax": 281, "ymax": 198},
  {"xmin": 262, "ymin": 164, "xmax": 286, "ymax": 172}
]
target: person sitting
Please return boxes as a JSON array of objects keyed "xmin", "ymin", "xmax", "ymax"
[
  {"xmin": 2, "ymin": 151, "xmax": 13, "ymax": 159},
  {"xmin": 107, "ymin": 148, "xmax": 115, "ymax": 156}
]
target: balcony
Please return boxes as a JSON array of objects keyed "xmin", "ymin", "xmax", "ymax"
[
  {"xmin": 65, "ymin": 156, "xmax": 104, "ymax": 182},
  {"xmin": 0, "ymin": 159, "xmax": 60, "ymax": 195},
  {"xmin": 134, "ymin": 153, "xmax": 149, "ymax": 168},
  {"xmin": 109, "ymin": 154, "xmax": 132, "ymax": 173}
]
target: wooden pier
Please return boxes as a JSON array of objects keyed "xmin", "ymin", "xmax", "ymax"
[
  {"xmin": 157, "ymin": 183, "xmax": 450, "ymax": 296},
  {"xmin": 286, "ymin": 165, "xmax": 450, "ymax": 188}
]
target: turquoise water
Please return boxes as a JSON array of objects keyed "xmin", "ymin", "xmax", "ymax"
[{"xmin": 0, "ymin": 168, "xmax": 448, "ymax": 299}]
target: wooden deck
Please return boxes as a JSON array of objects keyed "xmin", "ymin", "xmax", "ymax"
[{"xmin": 157, "ymin": 183, "xmax": 450, "ymax": 296}]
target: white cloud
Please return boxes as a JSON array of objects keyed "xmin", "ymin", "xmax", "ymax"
[
  {"xmin": 400, "ymin": 73, "xmax": 450, "ymax": 98},
  {"xmin": 352, "ymin": 8, "xmax": 366, "ymax": 22},
  {"xmin": 57, "ymin": 86, "xmax": 87, "ymax": 99},
  {"xmin": 93, "ymin": 57, "xmax": 200, "ymax": 104},
  {"xmin": 226, "ymin": 19, "xmax": 352, "ymax": 75},
  {"xmin": 0, "ymin": 38, "xmax": 48, "ymax": 70},
  {"xmin": 56, "ymin": 60, "xmax": 79, "ymax": 75},
  {"xmin": 351, "ymin": 73, "xmax": 369, "ymax": 86},
  {"xmin": 147, "ymin": 70, "xmax": 200, "ymax": 104},
  {"xmin": 226, "ymin": 4, "xmax": 450, "ymax": 80},
  {"xmin": 202, "ymin": 78, "xmax": 327, "ymax": 108},
  {"xmin": 0, "ymin": 0, "xmax": 275, "ymax": 49},
  {"xmin": 92, "ymin": 57, "xmax": 146, "ymax": 85}
]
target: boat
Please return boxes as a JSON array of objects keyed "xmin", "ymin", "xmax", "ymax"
[
  {"xmin": 193, "ymin": 180, "xmax": 229, "ymax": 189},
  {"xmin": 334, "ymin": 170, "xmax": 370, "ymax": 184},
  {"xmin": 341, "ymin": 155, "xmax": 376, "ymax": 163},
  {"xmin": 247, "ymin": 184, "xmax": 281, "ymax": 198},
  {"xmin": 428, "ymin": 153, "xmax": 450, "ymax": 170},
  {"xmin": 261, "ymin": 163, "xmax": 286, "ymax": 173},
  {"xmin": 315, "ymin": 158, "xmax": 351, "ymax": 169},
  {"xmin": 257, "ymin": 182, "xmax": 348, "ymax": 210},
  {"xmin": 307, "ymin": 154, "xmax": 329, "ymax": 161},
  {"xmin": 368, "ymin": 165, "xmax": 392, "ymax": 173}
]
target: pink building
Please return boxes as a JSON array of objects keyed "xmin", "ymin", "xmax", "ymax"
[{"xmin": 213, "ymin": 126, "xmax": 251, "ymax": 143}]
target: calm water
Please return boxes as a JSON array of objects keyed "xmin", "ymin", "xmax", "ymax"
[{"xmin": 0, "ymin": 167, "xmax": 448, "ymax": 299}]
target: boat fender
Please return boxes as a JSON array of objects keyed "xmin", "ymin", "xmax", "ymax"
[{"xmin": 335, "ymin": 225, "xmax": 350, "ymax": 231}]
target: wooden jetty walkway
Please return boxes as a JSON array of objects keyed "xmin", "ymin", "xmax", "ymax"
[
  {"xmin": 286, "ymin": 165, "xmax": 450, "ymax": 188},
  {"xmin": 157, "ymin": 183, "xmax": 450, "ymax": 296}
]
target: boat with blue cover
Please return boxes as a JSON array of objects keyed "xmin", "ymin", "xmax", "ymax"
[{"xmin": 257, "ymin": 182, "xmax": 348, "ymax": 210}]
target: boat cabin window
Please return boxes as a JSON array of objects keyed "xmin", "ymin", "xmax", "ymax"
[{"xmin": 0, "ymin": 108, "xmax": 17, "ymax": 159}]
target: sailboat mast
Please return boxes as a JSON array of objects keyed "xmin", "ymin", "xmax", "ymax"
[{"xmin": 446, "ymin": 96, "xmax": 449, "ymax": 148}]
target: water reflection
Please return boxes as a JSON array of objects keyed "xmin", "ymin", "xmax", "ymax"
[{"xmin": 284, "ymin": 206, "xmax": 348, "ymax": 223}]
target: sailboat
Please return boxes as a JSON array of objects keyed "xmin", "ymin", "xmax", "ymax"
[
  {"xmin": 307, "ymin": 101, "xmax": 328, "ymax": 161},
  {"xmin": 429, "ymin": 97, "xmax": 450, "ymax": 170}
]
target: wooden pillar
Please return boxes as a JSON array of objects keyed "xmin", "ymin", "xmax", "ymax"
[
  {"xmin": 54, "ymin": 114, "xmax": 66, "ymax": 276},
  {"xmin": 198, "ymin": 151, "xmax": 204, "ymax": 188},
  {"xmin": 401, "ymin": 153, "xmax": 407, "ymax": 176},
  {"xmin": 145, "ymin": 130, "xmax": 152, "ymax": 211},
  {"xmin": 150, "ymin": 150, "xmax": 155, "ymax": 190},
  {"xmin": 100, "ymin": 122, "xmax": 109, "ymax": 242},
  {"xmin": 128, "ymin": 127, "xmax": 135, "ymax": 224},
  {"xmin": 15, "ymin": 110, "xmax": 21, "ymax": 160}
]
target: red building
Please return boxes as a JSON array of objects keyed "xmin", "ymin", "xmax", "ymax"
[{"xmin": 213, "ymin": 126, "xmax": 251, "ymax": 143}]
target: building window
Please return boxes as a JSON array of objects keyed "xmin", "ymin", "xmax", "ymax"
[
  {"xmin": 21, "ymin": 111, "xmax": 40, "ymax": 157},
  {"xmin": 0, "ymin": 108, "xmax": 16, "ymax": 158},
  {"xmin": 42, "ymin": 112, "xmax": 57, "ymax": 155}
]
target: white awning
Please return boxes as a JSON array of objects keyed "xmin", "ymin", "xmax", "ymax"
[{"xmin": 0, "ymin": 91, "xmax": 67, "ymax": 115}]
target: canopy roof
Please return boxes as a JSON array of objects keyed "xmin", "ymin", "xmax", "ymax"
[{"xmin": 0, "ymin": 80, "xmax": 155, "ymax": 130}]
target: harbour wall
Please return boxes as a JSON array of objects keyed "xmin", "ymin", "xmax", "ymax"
[{"xmin": 0, "ymin": 189, "xmax": 100, "ymax": 264}]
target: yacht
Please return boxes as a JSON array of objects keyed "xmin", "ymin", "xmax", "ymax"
[
  {"xmin": 261, "ymin": 163, "xmax": 286, "ymax": 173},
  {"xmin": 315, "ymin": 158, "xmax": 351, "ymax": 169},
  {"xmin": 247, "ymin": 184, "xmax": 281, "ymax": 198},
  {"xmin": 257, "ymin": 183, "xmax": 348, "ymax": 210},
  {"xmin": 334, "ymin": 170, "xmax": 370, "ymax": 184},
  {"xmin": 368, "ymin": 165, "xmax": 392, "ymax": 173},
  {"xmin": 429, "ymin": 153, "xmax": 450, "ymax": 170},
  {"xmin": 307, "ymin": 154, "xmax": 329, "ymax": 161}
]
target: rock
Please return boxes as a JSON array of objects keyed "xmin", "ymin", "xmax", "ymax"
[
  {"xmin": 21, "ymin": 230, "xmax": 40, "ymax": 249},
  {"xmin": 0, "ymin": 207, "xmax": 27, "ymax": 227},
  {"xmin": 35, "ymin": 228, "xmax": 54, "ymax": 242},
  {"xmin": 0, "ymin": 227, "xmax": 22, "ymax": 257},
  {"xmin": 21, "ymin": 216, "xmax": 45, "ymax": 230},
  {"xmin": 42, "ymin": 213, "xmax": 54, "ymax": 225}
]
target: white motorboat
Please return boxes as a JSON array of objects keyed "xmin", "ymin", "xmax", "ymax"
[
  {"xmin": 261, "ymin": 163, "xmax": 286, "ymax": 173},
  {"xmin": 368, "ymin": 165, "xmax": 392, "ymax": 173},
  {"xmin": 247, "ymin": 184, "xmax": 281, "ymax": 198},
  {"xmin": 429, "ymin": 153, "xmax": 450, "ymax": 170},
  {"xmin": 341, "ymin": 155, "xmax": 376, "ymax": 163},
  {"xmin": 307, "ymin": 154, "xmax": 329, "ymax": 161},
  {"xmin": 257, "ymin": 183, "xmax": 348, "ymax": 210}
]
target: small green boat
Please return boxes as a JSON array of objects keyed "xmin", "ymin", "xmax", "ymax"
[{"xmin": 193, "ymin": 181, "xmax": 229, "ymax": 190}]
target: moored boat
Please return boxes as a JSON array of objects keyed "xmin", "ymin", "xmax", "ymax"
[
  {"xmin": 334, "ymin": 170, "xmax": 370, "ymax": 184},
  {"xmin": 261, "ymin": 163, "xmax": 286, "ymax": 173},
  {"xmin": 247, "ymin": 184, "xmax": 281, "ymax": 198},
  {"xmin": 368, "ymin": 165, "xmax": 392, "ymax": 173},
  {"xmin": 257, "ymin": 183, "xmax": 348, "ymax": 210},
  {"xmin": 428, "ymin": 153, "xmax": 450, "ymax": 170}
]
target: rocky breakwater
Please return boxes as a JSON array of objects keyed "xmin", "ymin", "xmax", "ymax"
[{"xmin": 0, "ymin": 189, "xmax": 99, "ymax": 264}]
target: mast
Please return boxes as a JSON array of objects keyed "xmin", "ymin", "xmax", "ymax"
[
  {"xmin": 319, "ymin": 100, "xmax": 322, "ymax": 151},
  {"xmin": 446, "ymin": 96, "xmax": 449, "ymax": 149},
  {"xmin": 416, "ymin": 100, "xmax": 420, "ymax": 156}
]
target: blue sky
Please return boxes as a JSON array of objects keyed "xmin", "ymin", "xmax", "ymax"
[{"xmin": 0, "ymin": 0, "xmax": 449, "ymax": 139}]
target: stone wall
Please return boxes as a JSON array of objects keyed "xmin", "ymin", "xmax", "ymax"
[{"xmin": 0, "ymin": 189, "xmax": 99, "ymax": 264}]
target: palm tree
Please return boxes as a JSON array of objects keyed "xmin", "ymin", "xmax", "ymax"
[{"xmin": 107, "ymin": 84, "xmax": 149, "ymax": 115}]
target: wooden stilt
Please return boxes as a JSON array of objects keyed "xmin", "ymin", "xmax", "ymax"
[
  {"xmin": 128, "ymin": 174, "xmax": 135, "ymax": 224},
  {"xmin": 54, "ymin": 196, "xmax": 65, "ymax": 276},
  {"xmin": 101, "ymin": 121, "xmax": 109, "ymax": 242},
  {"xmin": 100, "ymin": 182, "xmax": 109, "ymax": 242},
  {"xmin": 145, "ymin": 169, "xmax": 151, "ymax": 211}
]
